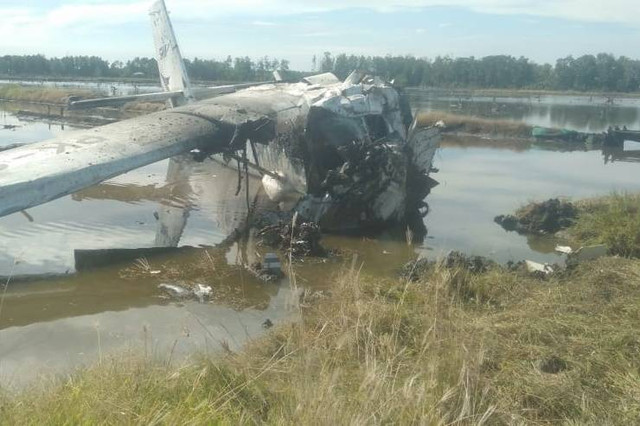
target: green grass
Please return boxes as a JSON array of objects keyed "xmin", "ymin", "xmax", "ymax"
[
  {"xmin": 3, "ymin": 253, "xmax": 640, "ymax": 424},
  {"xmin": 570, "ymin": 193, "xmax": 640, "ymax": 257}
]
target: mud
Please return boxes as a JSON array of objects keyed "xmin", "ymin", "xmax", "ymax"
[{"xmin": 495, "ymin": 199, "xmax": 578, "ymax": 235}]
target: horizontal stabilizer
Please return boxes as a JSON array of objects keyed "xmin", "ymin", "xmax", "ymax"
[{"xmin": 194, "ymin": 81, "xmax": 275, "ymax": 99}]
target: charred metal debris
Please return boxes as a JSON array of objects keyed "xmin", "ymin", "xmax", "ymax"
[{"xmin": 185, "ymin": 72, "xmax": 440, "ymax": 237}]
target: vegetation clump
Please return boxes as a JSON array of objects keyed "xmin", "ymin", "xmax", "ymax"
[
  {"xmin": 495, "ymin": 198, "xmax": 578, "ymax": 235},
  {"xmin": 496, "ymin": 193, "xmax": 640, "ymax": 258}
]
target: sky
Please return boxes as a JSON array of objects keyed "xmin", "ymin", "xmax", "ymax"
[{"xmin": 0, "ymin": 0, "xmax": 639, "ymax": 70}]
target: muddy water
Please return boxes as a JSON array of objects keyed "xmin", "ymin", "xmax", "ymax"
[{"xmin": 1, "ymin": 95, "xmax": 640, "ymax": 388}]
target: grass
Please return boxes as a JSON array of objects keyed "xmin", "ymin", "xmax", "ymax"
[
  {"xmin": 570, "ymin": 193, "xmax": 640, "ymax": 257},
  {"xmin": 3, "ymin": 251, "xmax": 640, "ymax": 424},
  {"xmin": 417, "ymin": 112, "xmax": 532, "ymax": 138},
  {"xmin": 0, "ymin": 84, "xmax": 94, "ymax": 105}
]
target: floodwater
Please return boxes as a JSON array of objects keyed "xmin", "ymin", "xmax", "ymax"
[
  {"xmin": 1, "ymin": 93, "xmax": 640, "ymax": 389},
  {"xmin": 409, "ymin": 89, "xmax": 640, "ymax": 133}
]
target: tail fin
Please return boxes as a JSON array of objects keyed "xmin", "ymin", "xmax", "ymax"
[{"xmin": 149, "ymin": 0, "xmax": 194, "ymax": 105}]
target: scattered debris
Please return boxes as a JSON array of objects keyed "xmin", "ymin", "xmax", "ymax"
[
  {"xmin": 193, "ymin": 284, "xmax": 213, "ymax": 303},
  {"xmin": 249, "ymin": 253, "xmax": 284, "ymax": 283},
  {"xmin": 401, "ymin": 252, "xmax": 495, "ymax": 282},
  {"xmin": 263, "ymin": 253, "xmax": 282, "ymax": 275},
  {"xmin": 495, "ymin": 199, "xmax": 578, "ymax": 235},
  {"xmin": 158, "ymin": 283, "xmax": 212, "ymax": 303},
  {"xmin": 445, "ymin": 251, "xmax": 496, "ymax": 274},
  {"xmin": 555, "ymin": 245, "xmax": 573, "ymax": 254},
  {"xmin": 256, "ymin": 221, "xmax": 327, "ymax": 258},
  {"xmin": 158, "ymin": 283, "xmax": 191, "ymax": 299},
  {"xmin": 525, "ymin": 260, "xmax": 554, "ymax": 276}
]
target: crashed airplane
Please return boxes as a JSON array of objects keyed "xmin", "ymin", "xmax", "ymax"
[{"xmin": 0, "ymin": 0, "xmax": 440, "ymax": 235}]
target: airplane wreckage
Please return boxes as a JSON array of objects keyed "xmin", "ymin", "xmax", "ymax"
[{"xmin": 0, "ymin": 0, "xmax": 440, "ymax": 244}]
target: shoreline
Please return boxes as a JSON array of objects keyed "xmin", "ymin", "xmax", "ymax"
[
  {"xmin": 408, "ymin": 86, "xmax": 640, "ymax": 99},
  {"xmin": 2, "ymin": 194, "xmax": 639, "ymax": 424}
]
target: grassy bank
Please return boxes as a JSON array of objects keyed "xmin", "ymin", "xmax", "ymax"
[
  {"xmin": 570, "ymin": 193, "xmax": 640, "ymax": 257},
  {"xmin": 417, "ymin": 111, "xmax": 532, "ymax": 138},
  {"xmin": 2, "ymin": 195, "xmax": 640, "ymax": 424},
  {"xmin": 0, "ymin": 84, "xmax": 94, "ymax": 105},
  {"xmin": 3, "ymin": 258, "xmax": 640, "ymax": 424}
]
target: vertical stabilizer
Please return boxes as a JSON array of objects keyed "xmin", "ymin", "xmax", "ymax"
[{"xmin": 149, "ymin": 0, "xmax": 194, "ymax": 105}]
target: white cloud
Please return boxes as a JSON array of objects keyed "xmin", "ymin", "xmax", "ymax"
[
  {"xmin": 0, "ymin": 0, "xmax": 637, "ymax": 61},
  {"xmin": 251, "ymin": 20, "xmax": 278, "ymax": 26},
  {"xmin": 2, "ymin": 1, "xmax": 639, "ymax": 29},
  {"xmin": 162, "ymin": 0, "xmax": 639, "ymax": 26}
]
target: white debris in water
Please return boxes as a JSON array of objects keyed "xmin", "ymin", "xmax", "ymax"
[
  {"xmin": 525, "ymin": 260, "xmax": 554, "ymax": 275},
  {"xmin": 555, "ymin": 246, "xmax": 573, "ymax": 255},
  {"xmin": 158, "ymin": 283, "xmax": 190, "ymax": 298},
  {"xmin": 194, "ymin": 284, "xmax": 213, "ymax": 303}
]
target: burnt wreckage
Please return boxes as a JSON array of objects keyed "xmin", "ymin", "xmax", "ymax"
[
  {"xmin": 0, "ymin": 0, "xmax": 440, "ymax": 239},
  {"xmin": 197, "ymin": 72, "xmax": 441, "ymax": 233}
]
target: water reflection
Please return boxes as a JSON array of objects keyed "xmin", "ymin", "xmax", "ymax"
[
  {"xmin": 422, "ymin": 135, "xmax": 640, "ymax": 263},
  {"xmin": 409, "ymin": 91, "xmax": 640, "ymax": 133}
]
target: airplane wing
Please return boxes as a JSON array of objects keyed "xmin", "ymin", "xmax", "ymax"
[
  {"xmin": 0, "ymin": 109, "xmax": 220, "ymax": 218},
  {"xmin": 0, "ymin": 87, "xmax": 299, "ymax": 219}
]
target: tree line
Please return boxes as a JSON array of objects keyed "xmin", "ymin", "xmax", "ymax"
[
  {"xmin": 317, "ymin": 52, "xmax": 640, "ymax": 92},
  {"xmin": 0, "ymin": 54, "xmax": 295, "ymax": 83},
  {"xmin": 1, "ymin": 52, "xmax": 640, "ymax": 92}
]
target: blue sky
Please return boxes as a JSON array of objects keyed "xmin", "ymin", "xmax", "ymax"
[{"xmin": 1, "ymin": 0, "xmax": 638, "ymax": 70}]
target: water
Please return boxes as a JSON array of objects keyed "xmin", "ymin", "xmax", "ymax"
[
  {"xmin": 409, "ymin": 90, "xmax": 640, "ymax": 133},
  {"xmin": 1, "ymin": 93, "xmax": 640, "ymax": 388}
]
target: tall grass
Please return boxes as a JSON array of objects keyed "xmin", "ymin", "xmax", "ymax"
[
  {"xmin": 3, "ymin": 255, "xmax": 640, "ymax": 424},
  {"xmin": 0, "ymin": 84, "xmax": 92, "ymax": 104},
  {"xmin": 417, "ymin": 112, "xmax": 532, "ymax": 138},
  {"xmin": 571, "ymin": 193, "xmax": 640, "ymax": 257}
]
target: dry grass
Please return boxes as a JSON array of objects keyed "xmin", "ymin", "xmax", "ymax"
[
  {"xmin": 0, "ymin": 84, "xmax": 94, "ymax": 105},
  {"xmin": 417, "ymin": 112, "xmax": 532, "ymax": 138},
  {"xmin": 3, "ymin": 253, "xmax": 640, "ymax": 424}
]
